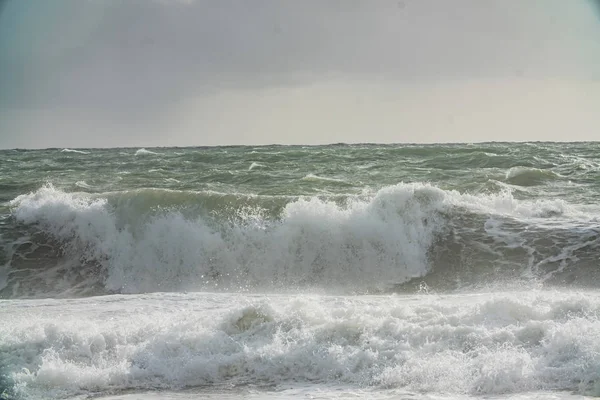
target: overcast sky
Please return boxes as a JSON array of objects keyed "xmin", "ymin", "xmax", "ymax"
[{"xmin": 1, "ymin": 0, "xmax": 599, "ymax": 148}]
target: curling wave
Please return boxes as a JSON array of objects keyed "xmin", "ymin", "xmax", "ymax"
[{"xmin": 2, "ymin": 183, "xmax": 599, "ymax": 298}]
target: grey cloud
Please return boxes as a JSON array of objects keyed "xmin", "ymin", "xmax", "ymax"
[{"xmin": 1, "ymin": 0, "xmax": 599, "ymax": 116}]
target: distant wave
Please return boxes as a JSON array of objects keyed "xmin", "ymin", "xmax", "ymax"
[
  {"xmin": 75, "ymin": 181, "xmax": 93, "ymax": 189},
  {"xmin": 505, "ymin": 167, "xmax": 560, "ymax": 186},
  {"xmin": 248, "ymin": 162, "xmax": 265, "ymax": 171},
  {"xmin": 6, "ymin": 291, "xmax": 600, "ymax": 397},
  {"xmin": 135, "ymin": 148, "xmax": 160, "ymax": 156},
  {"xmin": 301, "ymin": 173, "xmax": 347, "ymax": 183},
  {"xmin": 60, "ymin": 148, "xmax": 89, "ymax": 155}
]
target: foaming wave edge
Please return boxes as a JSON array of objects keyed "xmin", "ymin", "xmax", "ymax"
[{"xmin": 2, "ymin": 183, "xmax": 599, "ymax": 298}]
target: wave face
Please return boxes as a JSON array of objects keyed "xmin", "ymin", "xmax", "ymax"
[
  {"xmin": 2, "ymin": 181, "xmax": 600, "ymax": 298},
  {"xmin": 1, "ymin": 143, "xmax": 600, "ymax": 298},
  {"xmin": 3, "ymin": 184, "xmax": 443, "ymax": 297}
]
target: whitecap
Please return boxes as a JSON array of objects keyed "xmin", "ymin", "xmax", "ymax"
[
  {"xmin": 248, "ymin": 162, "xmax": 265, "ymax": 171},
  {"xmin": 301, "ymin": 173, "xmax": 347, "ymax": 183},
  {"xmin": 135, "ymin": 148, "xmax": 160, "ymax": 156},
  {"xmin": 61, "ymin": 148, "xmax": 90, "ymax": 155},
  {"xmin": 75, "ymin": 181, "xmax": 93, "ymax": 189}
]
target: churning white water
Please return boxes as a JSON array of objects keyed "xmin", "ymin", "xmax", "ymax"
[
  {"xmin": 3, "ymin": 290, "xmax": 600, "ymax": 399},
  {"xmin": 3, "ymin": 143, "xmax": 600, "ymax": 399}
]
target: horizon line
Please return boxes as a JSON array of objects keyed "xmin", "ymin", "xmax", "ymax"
[{"xmin": 1, "ymin": 140, "xmax": 599, "ymax": 151}]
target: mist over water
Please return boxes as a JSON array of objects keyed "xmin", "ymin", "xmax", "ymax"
[{"xmin": 2, "ymin": 143, "xmax": 600, "ymax": 399}]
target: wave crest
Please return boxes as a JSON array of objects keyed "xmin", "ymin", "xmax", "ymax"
[
  {"xmin": 5, "ymin": 183, "xmax": 447, "ymax": 297},
  {"xmin": 4, "ymin": 182, "xmax": 600, "ymax": 298},
  {"xmin": 505, "ymin": 167, "xmax": 560, "ymax": 186},
  {"xmin": 60, "ymin": 148, "xmax": 90, "ymax": 155},
  {"xmin": 135, "ymin": 148, "xmax": 160, "ymax": 156}
]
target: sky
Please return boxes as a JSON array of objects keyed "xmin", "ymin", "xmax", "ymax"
[{"xmin": 0, "ymin": 0, "xmax": 599, "ymax": 148}]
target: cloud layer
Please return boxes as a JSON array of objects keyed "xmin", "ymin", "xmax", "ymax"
[{"xmin": 1, "ymin": 0, "xmax": 599, "ymax": 147}]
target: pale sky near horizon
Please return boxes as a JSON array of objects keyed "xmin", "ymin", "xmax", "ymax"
[{"xmin": 0, "ymin": 0, "xmax": 599, "ymax": 148}]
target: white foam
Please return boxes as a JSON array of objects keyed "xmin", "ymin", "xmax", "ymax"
[
  {"xmin": 248, "ymin": 162, "xmax": 265, "ymax": 171},
  {"xmin": 75, "ymin": 180, "xmax": 93, "ymax": 189},
  {"xmin": 60, "ymin": 148, "xmax": 90, "ymax": 155},
  {"xmin": 444, "ymin": 188, "xmax": 598, "ymax": 224},
  {"xmin": 8, "ymin": 183, "xmax": 600, "ymax": 296},
  {"xmin": 301, "ymin": 173, "xmax": 347, "ymax": 183},
  {"xmin": 135, "ymin": 148, "xmax": 160, "ymax": 156},
  {"xmin": 3, "ymin": 291, "xmax": 600, "ymax": 398},
  {"xmin": 8, "ymin": 183, "xmax": 445, "ymax": 294}
]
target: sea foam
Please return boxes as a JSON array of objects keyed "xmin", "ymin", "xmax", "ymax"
[
  {"xmin": 6, "ymin": 183, "xmax": 599, "ymax": 297},
  {"xmin": 3, "ymin": 291, "xmax": 600, "ymax": 398},
  {"xmin": 60, "ymin": 148, "xmax": 90, "ymax": 155},
  {"xmin": 135, "ymin": 148, "xmax": 160, "ymax": 156},
  {"xmin": 8, "ymin": 184, "xmax": 445, "ymax": 295}
]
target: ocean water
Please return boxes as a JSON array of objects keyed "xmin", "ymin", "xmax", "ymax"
[{"xmin": 1, "ymin": 143, "xmax": 600, "ymax": 399}]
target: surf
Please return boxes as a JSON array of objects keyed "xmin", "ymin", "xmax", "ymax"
[
  {"xmin": 3, "ymin": 180, "xmax": 600, "ymax": 298},
  {"xmin": 3, "ymin": 290, "xmax": 600, "ymax": 398}
]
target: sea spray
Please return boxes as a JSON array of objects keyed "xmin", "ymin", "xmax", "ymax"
[
  {"xmin": 5, "ymin": 178, "xmax": 600, "ymax": 298},
  {"xmin": 6, "ymin": 183, "xmax": 447, "ymax": 296},
  {"xmin": 3, "ymin": 143, "xmax": 600, "ymax": 399},
  {"xmin": 4, "ymin": 291, "xmax": 600, "ymax": 398}
]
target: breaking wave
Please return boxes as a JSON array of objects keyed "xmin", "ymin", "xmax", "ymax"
[
  {"xmin": 60, "ymin": 148, "xmax": 90, "ymax": 155},
  {"xmin": 134, "ymin": 148, "xmax": 160, "ymax": 156},
  {"xmin": 2, "ymin": 183, "xmax": 600, "ymax": 298}
]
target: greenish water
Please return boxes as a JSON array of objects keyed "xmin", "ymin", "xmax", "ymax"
[
  {"xmin": 3, "ymin": 143, "xmax": 600, "ymax": 400},
  {"xmin": 2, "ymin": 143, "xmax": 600, "ymax": 202},
  {"xmin": 1, "ymin": 142, "xmax": 600, "ymax": 298}
]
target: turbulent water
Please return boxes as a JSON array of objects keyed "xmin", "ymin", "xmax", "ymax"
[{"xmin": 1, "ymin": 143, "xmax": 600, "ymax": 399}]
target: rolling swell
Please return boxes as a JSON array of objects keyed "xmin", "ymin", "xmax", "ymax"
[
  {"xmin": 505, "ymin": 166, "xmax": 561, "ymax": 187},
  {"xmin": 2, "ymin": 182, "xmax": 599, "ymax": 298}
]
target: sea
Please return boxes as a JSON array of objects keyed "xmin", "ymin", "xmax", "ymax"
[{"xmin": 1, "ymin": 142, "xmax": 600, "ymax": 400}]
